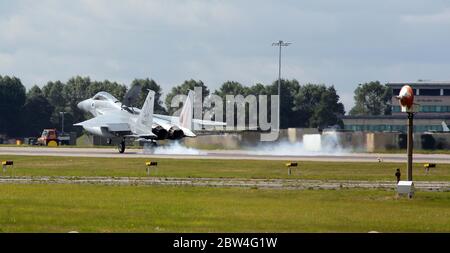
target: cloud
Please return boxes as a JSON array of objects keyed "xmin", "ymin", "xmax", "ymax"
[
  {"xmin": 1, "ymin": 0, "xmax": 450, "ymax": 113},
  {"xmin": 401, "ymin": 8, "xmax": 450, "ymax": 24},
  {"xmin": 79, "ymin": 0, "xmax": 244, "ymax": 29}
]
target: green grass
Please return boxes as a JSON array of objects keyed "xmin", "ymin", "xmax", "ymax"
[
  {"xmin": 0, "ymin": 184, "xmax": 448, "ymax": 232},
  {"xmin": 1, "ymin": 155, "xmax": 448, "ymax": 232},
  {"xmin": 1, "ymin": 155, "xmax": 449, "ymax": 181}
]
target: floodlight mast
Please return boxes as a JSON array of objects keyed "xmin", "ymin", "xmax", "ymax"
[
  {"xmin": 272, "ymin": 40, "xmax": 291, "ymax": 132},
  {"xmin": 59, "ymin": 112, "xmax": 67, "ymax": 134}
]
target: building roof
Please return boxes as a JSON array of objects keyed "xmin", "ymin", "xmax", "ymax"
[
  {"xmin": 342, "ymin": 115, "xmax": 450, "ymax": 120},
  {"xmin": 387, "ymin": 81, "xmax": 450, "ymax": 87}
]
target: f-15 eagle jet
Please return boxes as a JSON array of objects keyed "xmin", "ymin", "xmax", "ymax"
[{"xmin": 74, "ymin": 88, "xmax": 224, "ymax": 153}]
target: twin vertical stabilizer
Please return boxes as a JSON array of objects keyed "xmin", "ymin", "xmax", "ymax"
[{"xmin": 179, "ymin": 90, "xmax": 194, "ymax": 130}]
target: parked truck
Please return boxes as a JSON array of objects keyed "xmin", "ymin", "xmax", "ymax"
[{"xmin": 37, "ymin": 129, "xmax": 71, "ymax": 146}]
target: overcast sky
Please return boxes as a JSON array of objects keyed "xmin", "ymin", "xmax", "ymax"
[{"xmin": 1, "ymin": 0, "xmax": 450, "ymax": 112}]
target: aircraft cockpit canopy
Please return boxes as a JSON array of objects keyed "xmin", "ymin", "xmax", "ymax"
[{"xmin": 93, "ymin": 92, "xmax": 119, "ymax": 103}]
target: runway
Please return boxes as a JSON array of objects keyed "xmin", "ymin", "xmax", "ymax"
[{"xmin": 1, "ymin": 146, "xmax": 450, "ymax": 163}]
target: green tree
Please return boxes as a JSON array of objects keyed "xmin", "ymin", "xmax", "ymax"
[
  {"xmin": 350, "ymin": 81, "xmax": 391, "ymax": 116},
  {"xmin": 42, "ymin": 81, "xmax": 66, "ymax": 109},
  {"xmin": 63, "ymin": 76, "xmax": 92, "ymax": 133},
  {"xmin": 309, "ymin": 86, "xmax": 345, "ymax": 128},
  {"xmin": 265, "ymin": 79, "xmax": 300, "ymax": 128},
  {"xmin": 27, "ymin": 85, "xmax": 43, "ymax": 98},
  {"xmin": 130, "ymin": 78, "xmax": 166, "ymax": 114},
  {"xmin": 0, "ymin": 75, "xmax": 26, "ymax": 136},
  {"xmin": 214, "ymin": 81, "xmax": 249, "ymax": 98},
  {"xmin": 21, "ymin": 92, "xmax": 54, "ymax": 137},
  {"xmin": 165, "ymin": 79, "xmax": 210, "ymax": 115},
  {"xmin": 213, "ymin": 80, "xmax": 306, "ymax": 129},
  {"xmin": 214, "ymin": 81, "xmax": 250, "ymax": 124},
  {"xmin": 42, "ymin": 81, "xmax": 67, "ymax": 127},
  {"xmin": 293, "ymin": 84, "xmax": 345, "ymax": 128},
  {"xmin": 247, "ymin": 83, "xmax": 267, "ymax": 96}
]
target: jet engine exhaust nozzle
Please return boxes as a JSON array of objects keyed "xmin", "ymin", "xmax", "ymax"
[
  {"xmin": 168, "ymin": 126, "xmax": 184, "ymax": 140},
  {"xmin": 152, "ymin": 125, "xmax": 168, "ymax": 140}
]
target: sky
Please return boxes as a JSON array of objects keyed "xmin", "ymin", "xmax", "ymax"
[{"xmin": 1, "ymin": 0, "xmax": 450, "ymax": 112}]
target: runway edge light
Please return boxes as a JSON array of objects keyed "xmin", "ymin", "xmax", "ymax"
[
  {"xmin": 145, "ymin": 161, "xmax": 158, "ymax": 176},
  {"xmin": 285, "ymin": 162, "xmax": 298, "ymax": 176},
  {"xmin": 424, "ymin": 163, "xmax": 436, "ymax": 174},
  {"xmin": 2, "ymin": 160, "xmax": 14, "ymax": 176},
  {"xmin": 1, "ymin": 160, "xmax": 13, "ymax": 166},
  {"xmin": 424, "ymin": 163, "xmax": 436, "ymax": 168},
  {"xmin": 146, "ymin": 161, "xmax": 158, "ymax": 166}
]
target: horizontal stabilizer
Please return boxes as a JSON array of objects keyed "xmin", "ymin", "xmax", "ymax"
[
  {"xmin": 193, "ymin": 118, "xmax": 227, "ymax": 126},
  {"xmin": 124, "ymin": 133, "xmax": 156, "ymax": 139},
  {"xmin": 442, "ymin": 121, "xmax": 450, "ymax": 132},
  {"xmin": 180, "ymin": 127, "xmax": 196, "ymax": 137}
]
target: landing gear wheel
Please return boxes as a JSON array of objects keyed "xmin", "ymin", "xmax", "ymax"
[
  {"xmin": 118, "ymin": 140, "xmax": 125, "ymax": 153},
  {"xmin": 150, "ymin": 141, "xmax": 158, "ymax": 147}
]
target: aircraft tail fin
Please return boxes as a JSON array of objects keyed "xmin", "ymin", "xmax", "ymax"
[
  {"xmin": 179, "ymin": 90, "xmax": 194, "ymax": 130},
  {"xmin": 442, "ymin": 121, "xmax": 449, "ymax": 132},
  {"xmin": 137, "ymin": 90, "xmax": 154, "ymax": 127}
]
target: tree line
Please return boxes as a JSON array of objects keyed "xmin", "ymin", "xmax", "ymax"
[{"xmin": 0, "ymin": 74, "xmax": 391, "ymax": 138}]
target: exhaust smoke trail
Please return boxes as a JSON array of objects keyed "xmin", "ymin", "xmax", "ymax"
[
  {"xmin": 141, "ymin": 131, "xmax": 350, "ymax": 156},
  {"xmin": 246, "ymin": 132, "xmax": 350, "ymax": 156},
  {"xmin": 143, "ymin": 141, "xmax": 205, "ymax": 155}
]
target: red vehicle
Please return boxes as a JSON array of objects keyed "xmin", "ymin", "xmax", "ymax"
[{"xmin": 37, "ymin": 129, "xmax": 70, "ymax": 146}]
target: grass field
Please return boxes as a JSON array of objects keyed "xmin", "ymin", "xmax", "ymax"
[
  {"xmin": 0, "ymin": 184, "xmax": 449, "ymax": 232},
  {"xmin": 1, "ymin": 155, "xmax": 449, "ymax": 181},
  {"xmin": 1, "ymin": 155, "xmax": 448, "ymax": 232}
]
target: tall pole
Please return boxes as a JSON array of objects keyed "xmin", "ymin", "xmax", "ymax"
[
  {"xmin": 407, "ymin": 112, "xmax": 413, "ymax": 181},
  {"xmin": 277, "ymin": 42, "xmax": 281, "ymax": 131},
  {"xmin": 272, "ymin": 40, "xmax": 291, "ymax": 131},
  {"xmin": 60, "ymin": 112, "xmax": 65, "ymax": 134}
]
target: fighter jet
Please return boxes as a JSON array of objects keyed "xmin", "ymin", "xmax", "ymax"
[{"xmin": 74, "ymin": 87, "xmax": 224, "ymax": 153}]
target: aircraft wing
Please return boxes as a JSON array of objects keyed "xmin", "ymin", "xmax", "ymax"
[
  {"xmin": 193, "ymin": 118, "xmax": 227, "ymax": 126},
  {"xmin": 154, "ymin": 114, "xmax": 226, "ymax": 126},
  {"xmin": 74, "ymin": 114, "xmax": 131, "ymax": 132}
]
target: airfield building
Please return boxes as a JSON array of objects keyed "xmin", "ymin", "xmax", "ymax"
[{"xmin": 342, "ymin": 81, "xmax": 450, "ymax": 132}]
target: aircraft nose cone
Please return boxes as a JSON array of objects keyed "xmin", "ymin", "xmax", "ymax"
[
  {"xmin": 77, "ymin": 100, "xmax": 89, "ymax": 111},
  {"xmin": 77, "ymin": 101, "xmax": 84, "ymax": 110}
]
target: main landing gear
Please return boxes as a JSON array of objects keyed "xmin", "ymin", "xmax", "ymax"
[
  {"xmin": 118, "ymin": 139, "xmax": 126, "ymax": 153},
  {"xmin": 142, "ymin": 140, "xmax": 158, "ymax": 154},
  {"xmin": 149, "ymin": 140, "xmax": 158, "ymax": 147}
]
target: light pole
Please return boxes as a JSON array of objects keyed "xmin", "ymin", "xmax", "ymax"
[
  {"xmin": 59, "ymin": 112, "xmax": 67, "ymax": 134},
  {"xmin": 272, "ymin": 40, "xmax": 291, "ymax": 130}
]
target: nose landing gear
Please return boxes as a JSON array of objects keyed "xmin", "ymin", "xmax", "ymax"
[{"xmin": 118, "ymin": 139, "xmax": 126, "ymax": 153}]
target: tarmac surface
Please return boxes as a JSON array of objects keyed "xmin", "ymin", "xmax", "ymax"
[
  {"xmin": 1, "ymin": 176, "xmax": 448, "ymax": 191},
  {"xmin": 2, "ymin": 146, "xmax": 450, "ymax": 163}
]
